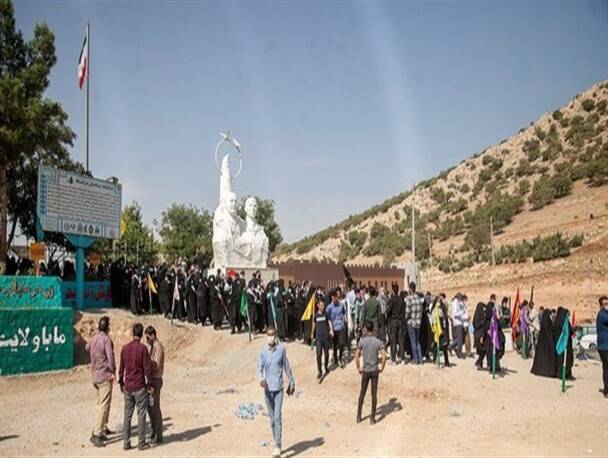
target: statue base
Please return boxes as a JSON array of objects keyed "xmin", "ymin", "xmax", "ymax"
[{"xmin": 226, "ymin": 266, "xmax": 279, "ymax": 284}]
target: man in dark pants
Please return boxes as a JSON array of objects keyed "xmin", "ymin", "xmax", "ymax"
[
  {"xmin": 596, "ymin": 295, "xmax": 608, "ymax": 399},
  {"xmin": 311, "ymin": 300, "xmax": 334, "ymax": 380},
  {"xmin": 119, "ymin": 323, "xmax": 152, "ymax": 451},
  {"xmin": 145, "ymin": 326, "xmax": 165, "ymax": 445},
  {"xmin": 355, "ymin": 321, "xmax": 386, "ymax": 424},
  {"xmin": 386, "ymin": 284, "xmax": 405, "ymax": 364}
]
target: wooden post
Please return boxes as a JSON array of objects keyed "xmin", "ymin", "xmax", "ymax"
[
  {"xmin": 428, "ymin": 233, "xmax": 433, "ymax": 269},
  {"xmin": 490, "ymin": 215, "xmax": 495, "ymax": 266}
]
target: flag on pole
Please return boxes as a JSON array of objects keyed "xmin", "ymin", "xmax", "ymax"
[
  {"xmin": 431, "ymin": 305, "xmax": 442, "ymax": 344},
  {"xmin": 489, "ymin": 308, "xmax": 500, "ymax": 350},
  {"xmin": 556, "ymin": 312, "xmax": 570, "ymax": 356},
  {"xmin": 147, "ymin": 273, "xmax": 157, "ymax": 295},
  {"xmin": 240, "ymin": 291, "xmax": 248, "ymax": 318},
  {"xmin": 511, "ymin": 287, "xmax": 521, "ymax": 340},
  {"xmin": 77, "ymin": 27, "xmax": 88, "ymax": 89},
  {"xmin": 301, "ymin": 293, "xmax": 316, "ymax": 321}
]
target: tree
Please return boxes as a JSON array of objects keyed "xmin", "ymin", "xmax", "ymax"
[
  {"xmin": 159, "ymin": 203, "xmax": 212, "ymax": 265},
  {"xmin": 120, "ymin": 202, "xmax": 155, "ymax": 265},
  {"xmin": 0, "ymin": 0, "xmax": 75, "ymax": 270},
  {"xmin": 237, "ymin": 196, "xmax": 283, "ymax": 253}
]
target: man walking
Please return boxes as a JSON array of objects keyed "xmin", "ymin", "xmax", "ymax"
[
  {"xmin": 86, "ymin": 316, "xmax": 116, "ymax": 447},
  {"xmin": 119, "ymin": 323, "xmax": 152, "ymax": 451},
  {"xmin": 355, "ymin": 321, "xmax": 386, "ymax": 424},
  {"xmin": 326, "ymin": 290, "xmax": 346, "ymax": 368},
  {"xmin": 597, "ymin": 295, "xmax": 608, "ymax": 399},
  {"xmin": 405, "ymin": 282, "xmax": 424, "ymax": 364},
  {"xmin": 257, "ymin": 326, "xmax": 296, "ymax": 458},
  {"xmin": 145, "ymin": 326, "xmax": 165, "ymax": 445}
]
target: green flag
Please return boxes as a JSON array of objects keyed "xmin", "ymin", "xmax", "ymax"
[
  {"xmin": 555, "ymin": 312, "xmax": 570, "ymax": 355},
  {"xmin": 240, "ymin": 291, "xmax": 248, "ymax": 319}
]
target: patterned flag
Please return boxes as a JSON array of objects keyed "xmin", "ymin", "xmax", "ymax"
[
  {"xmin": 556, "ymin": 313, "xmax": 570, "ymax": 356},
  {"xmin": 77, "ymin": 27, "xmax": 88, "ymax": 89},
  {"xmin": 489, "ymin": 308, "xmax": 500, "ymax": 350}
]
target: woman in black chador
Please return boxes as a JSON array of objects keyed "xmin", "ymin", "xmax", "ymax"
[
  {"xmin": 473, "ymin": 302, "xmax": 489, "ymax": 370},
  {"xmin": 531, "ymin": 309, "xmax": 557, "ymax": 377},
  {"xmin": 552, "ymin": 306, "xmax": 574, "ymax": 380}
]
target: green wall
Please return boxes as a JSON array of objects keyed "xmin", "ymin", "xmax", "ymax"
[{"xmin": 0, "ymin": 276, "xmax": 73, "ymax": 376}]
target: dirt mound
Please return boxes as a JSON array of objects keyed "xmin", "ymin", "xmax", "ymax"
[{"xmin": 73, "ymin": 308, "xmax": 196, "ymax": 365}]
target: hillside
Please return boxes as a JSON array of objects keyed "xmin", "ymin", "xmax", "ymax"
[{"xmin": 273, "ymin": 81, "xmax": 608, "ymax": 318}]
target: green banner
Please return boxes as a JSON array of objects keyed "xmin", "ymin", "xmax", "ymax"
[
  {"xmin": 0, "ymin": 276, "xmax": 63, "ymax": 309},
  {"xmin": 0, "ymin": 308, "xmax": 73, "ymax": 376}
]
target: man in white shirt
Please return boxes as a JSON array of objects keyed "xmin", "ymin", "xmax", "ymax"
[{"xmin": 449, "ymin": 293, "xmax": 466, "ymax": 359}]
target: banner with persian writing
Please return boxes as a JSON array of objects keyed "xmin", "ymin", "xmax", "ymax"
[
  {"xmin": 62, "ymin": 281, "xmax": 112, "ymax": 309},
  {"xmin": 0, "ymin": 276, "xmax": 63, "ymax": 309}
]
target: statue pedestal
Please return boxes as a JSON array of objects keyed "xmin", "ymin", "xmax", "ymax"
[{"xmin": 227, "ymin": 266, "xmax": 279, "ymax": 284}]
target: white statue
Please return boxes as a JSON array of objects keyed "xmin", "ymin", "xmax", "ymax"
[
  {"xmin": 212, "ymin": 190, "xmax": 245, "ymax": 268},
  {"xmin": 234, "ymin": 196, "xmax": 269, "ymax": 267},
  {"xmin": 211, "ymin": 132, "xmax": 269, "ymax": 269}
]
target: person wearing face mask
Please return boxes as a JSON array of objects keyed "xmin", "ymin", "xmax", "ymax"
[{"xmin": 256, "ymin": 327, "xmax": 295, "ymax": 458}]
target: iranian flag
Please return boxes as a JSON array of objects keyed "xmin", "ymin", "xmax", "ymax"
[{"xmin": 77, "ymin": 28, "xmax": 88, "ymax": 89}]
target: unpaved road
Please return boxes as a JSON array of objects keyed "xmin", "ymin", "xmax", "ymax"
[{"xmin": 0, "ymin": 309, "xmax": 606, "ymax": 457}]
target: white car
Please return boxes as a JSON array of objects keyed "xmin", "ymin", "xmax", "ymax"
[{"xmin": 580, "ymin": 333, "xmax": 597, "ymax": 351}]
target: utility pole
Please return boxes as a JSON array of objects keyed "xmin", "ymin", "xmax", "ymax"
[
  {"xmin": 490, "ymin": 215, "xmax": 495, "ymax": 266},
  {"xmin": 411, "ymin": 182, "xmax": 416, "ymax": 264},
  {"xmin": 428, "ymin": 232, "xmax": 433, "ymax": 269}
]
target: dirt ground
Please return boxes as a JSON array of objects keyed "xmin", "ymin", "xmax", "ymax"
[{"xmin": 0, "ymin": 308, "xmax": 606, "ymax": 457}]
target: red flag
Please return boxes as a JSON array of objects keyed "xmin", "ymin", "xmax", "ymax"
[
  {"xmin": 511, "ymin": 287, "xmax": 520, "ymax": 340},
  {"xmin": 571, "ymin": 310, "xmax": 577, "ymax": 336}
]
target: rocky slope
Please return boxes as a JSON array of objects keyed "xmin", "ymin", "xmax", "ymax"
[{"xmin": 273, "ymin": 81, "xmax": 608, "ymax": 319}]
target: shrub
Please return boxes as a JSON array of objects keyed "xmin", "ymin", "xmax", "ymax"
[
  {"xmin": 534, "ymin": 127, "xmax": 546, "ymax": 141},
  {"xmin": 347, "ymin": 231, "xmax": 367, "ymax": 250},
  {"xmin": 550, "ymin": 174, "xmax": 572, "ymax": 198},
  {"xmin": 586, "ymin": 148, "xmax": 608, "ymax": 186},
  {"xmin": 597, "ymin": 100, "xmax": 607, "ymax": 114},
  {"xmin": 531, "ymin": 232, "xmax": 570, "ymax": 262},
  {"xmin": 517, "ymin": 179, "xmax": 530, "ymax": 196},
  {"xmin": 569, "ymin": 163, "xmax": 587, "ymax": 181},
  {"xmin": 481, "ymin": 155, "xmax": 503, "ymax": 171},
  {"xmin": 582, "ymin": 99, "xmax": 595, "ymax": 112},
  {"xmin": 516, "ymin": 159, "xmax": 535, "ymax": 176},
  {"xmin": 529, "ymin": 178, "xmax": 554, "ymax": 210},
  {"xmin": 460, "ymin": 183, "xmax": 470, "ymax": 194},
  {"xmin": 552, "ymin": 109, "xmax": 563, "ymax": 121},
  {"xmin": 449, "ymin": 197, "xmax": 468, "ymax": 215}
]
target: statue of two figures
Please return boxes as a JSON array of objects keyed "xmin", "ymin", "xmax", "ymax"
[{"xmin": 211, "ymin": 134, "xmax": 269, "ymax": 269}]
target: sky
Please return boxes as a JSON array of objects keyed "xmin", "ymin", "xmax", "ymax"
[{"xmin": 13, "ymin": 0, "xmax": 608, "ymax": 243}]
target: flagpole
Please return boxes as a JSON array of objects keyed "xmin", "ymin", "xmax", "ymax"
[
  {"xmin": 85, "ymin": 21, "xmax": 90, "ymax": 173},
  {"xmin": 436, "ymin": 342, "xmax": 439, "ymax": 368},
  {"xmin": 561, "ymin": 344, "xmax": 567, "ymax": 393}
]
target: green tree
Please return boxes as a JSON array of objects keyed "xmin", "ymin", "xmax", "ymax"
[
  {"xmin": 120, "ymin": 202, "xmax": 155, "ymax": 265},
  {"xmin": 0, "ymin": 0, "xmax": 76, "ymax": 269},
  {"xmin": 159, "ymin": 203, "xmax": 212, "ymax": 265},
  {"xmin": 237, "ymin": 196, "xmax": 283, "ymax": 253}
]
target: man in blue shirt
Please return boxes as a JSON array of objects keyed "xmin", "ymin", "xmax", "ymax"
[
  {"xmin": 597, "ymin": 295, "xmax": 608, "ymax": 399},
  {"xmin": 327, "ymin": 290, "xmax": 346, "ymax": 368},
  {"xmin": 257, "ymin": 326, "xmax": 296, "ymax": 458}
]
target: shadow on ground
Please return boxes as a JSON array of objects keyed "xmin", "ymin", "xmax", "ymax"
[{"xmin": 282, "ymin": 437, "xmax": 325, "ymax": 458}]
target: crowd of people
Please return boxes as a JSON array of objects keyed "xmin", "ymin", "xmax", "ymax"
[{"xmin": 6, "ymin": 255, "xmax": 607, "ymax": 455}]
